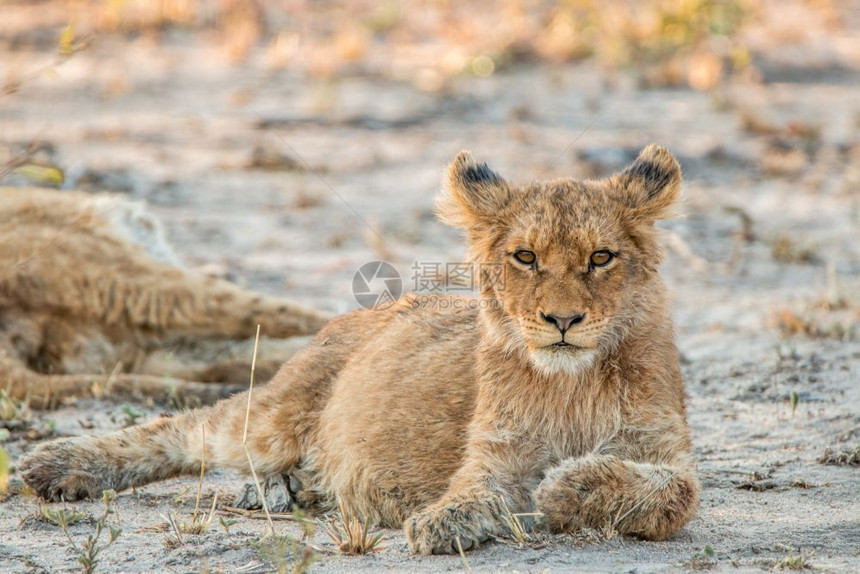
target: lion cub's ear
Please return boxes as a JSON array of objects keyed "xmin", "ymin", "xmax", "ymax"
[
  {"xmin": 437, "ymin": 151, "xmax": 511, "ymax": 229},
  {"xmin": 614, "ymin": 144, "xmax": 682, "ymax": 222}
]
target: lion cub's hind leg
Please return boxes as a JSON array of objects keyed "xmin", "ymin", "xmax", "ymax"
[{"xmin": 19, "ymin": 310, "xmax": 379, "ymax": 502}]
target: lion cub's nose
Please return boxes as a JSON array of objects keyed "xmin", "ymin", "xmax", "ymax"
[{"xmin": 540, "ymin": 312, "xmax": 586, "ymax": 334}]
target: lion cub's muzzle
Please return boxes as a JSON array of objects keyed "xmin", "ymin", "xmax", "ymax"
[
  {"xmin": 525, "ymin": 309, "xmax": 607, "ymax": 351},
  {"xmin": 539, "ymin": 311, "xmax": 586, "ymax": 336}
]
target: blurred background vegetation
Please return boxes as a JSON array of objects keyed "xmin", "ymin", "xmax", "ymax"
[{"xmin": 4, "ymin": 0, "xmax": 762, "ymax": 91}]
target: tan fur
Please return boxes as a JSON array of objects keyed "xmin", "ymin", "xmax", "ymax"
[
  {"xmin": 19, "ymin": 145, "xmax": 700, "ymax": 554},
  {"xmin": 0, "ymin": 188, "xmax": 331, "ymax": 407}
]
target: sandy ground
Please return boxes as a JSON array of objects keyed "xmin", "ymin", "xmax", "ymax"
[{"xmin": 1, "ymin": 3, "xmax": 859, "ymax": 573}]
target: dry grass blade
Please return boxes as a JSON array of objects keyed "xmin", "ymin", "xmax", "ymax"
[
  {"xmin": 162, "ymin": 492, "xmax": 219, "ymax": 544},
  {"xmin": 455, "ymin": 537, "xmax": 474, "ymax": 574},
  {"xmin": 220, "ymin": 506, "xmax": 303, "ymax": 521},
  {"xmin": 180, "ymin": 494, "xmax": 219, "ymax": 535},
  {"xmin": 162, "ymin": 511, "xmax": 185, "ymax": 548},
  {"xmin": 499, "ymin": 498, "xmax": 538, "ymax": 545},
  {"xmin": 193, "ymin": 425, "xmax": 206, "ymax": 519},
  {"xmin": 0, "ymin": 446, "xmax": 10, "ymax": 495},
  {"xmin": 324, "ymin": 503, "xmax": 385, "ymax": 555},
  {"xmin": 161, "ymin": 425, "xmax": 220, "ymax": 541},
  {"xmin": 242, "ymin": 324, "xmax": 275, "ymax": 536}
]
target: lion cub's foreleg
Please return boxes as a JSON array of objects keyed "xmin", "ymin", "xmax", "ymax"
[
  {"xmin": 404, "ymin": 436, "xmax": 540, "ymax": 554},
  {"xmin": 404, "ymin": 478, "xmax": 518, "ymax": 554},
  {"xmin": 534, "ymin": 454, "xmax": 700, "ymax": 540},
  {"xmin": 405, "ymin": 405, "xmax": 699, "ymax": 554}
]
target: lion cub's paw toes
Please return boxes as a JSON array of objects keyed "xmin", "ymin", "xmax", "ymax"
[
  {"xmin": 232, "ymin": 482, "xmax": 263, "ymax": 510},
  {"xmin": 18, "ymin": 440, "xmax": 105, "ymax": 502},
  {"xmin": 404, "ymin": 507, "xmax": 490, "ymax": 555},
  {"xmin": 533, "ymin": 474, "xmax": 585, "ymax": 531}
]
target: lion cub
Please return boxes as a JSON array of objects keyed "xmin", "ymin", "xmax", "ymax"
[{"xmin": 20, "ymin": 145, "xmax": 699, "ymax": 554}]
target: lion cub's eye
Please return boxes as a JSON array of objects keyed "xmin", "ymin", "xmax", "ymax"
[
  {"xmin": 513, "ymin": 250, "xmax": 537, "ymax": 266},
  {"xmin": 589, "ymin": 250, "xmax": 614, "ymax": 267}
]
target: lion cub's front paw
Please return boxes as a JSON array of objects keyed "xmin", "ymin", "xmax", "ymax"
[
  {"xmin": 18, "ymin": 438, "xmax": 107, "ymax": 502},
  {"xmin": 404, "ymin": 506, "xmax": 490, "ymax": 555}
]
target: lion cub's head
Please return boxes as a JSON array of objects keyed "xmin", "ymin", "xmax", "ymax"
[{"xmin": 438, "ymin": 144, "xmax": 682, "ymax": 376}]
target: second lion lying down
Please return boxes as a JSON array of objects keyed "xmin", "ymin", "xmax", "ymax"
[{"xmin": 20, "ymin": 144, "xmax": 700, "ymax": 554}]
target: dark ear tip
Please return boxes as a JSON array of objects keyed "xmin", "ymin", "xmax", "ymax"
[
  {"xmin": 452, "ymin": 150, "xmax": 477, "ymax": 168},
  {"xmin": 637, "ymin": 143, "xmax": 680, "ymax": 173},
  {"xmin": 449, "ymin": 151, "xmax": 502, "ymax": 187}
]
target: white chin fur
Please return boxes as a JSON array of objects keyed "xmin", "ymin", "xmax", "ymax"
[{"xmin": 529, "ymin": 347, "xmax": 597, "ymax": 377}]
